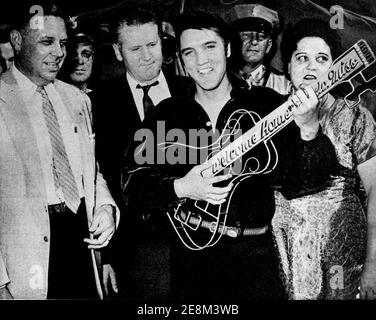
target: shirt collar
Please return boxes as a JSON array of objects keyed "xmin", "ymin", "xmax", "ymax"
[
  {"xmin": 126, "ymin": 71, "xmax": 165, "ymax": 89},
  {"xmin": 11, "ymin": 64, "xmax": 54, "ymax": 101},
  {"xmin": 250, "ymin": 64, "xmax": 266, "ymax": 80},
  {"xmin": 239, "ymin": 64, "xmax": 266, "ymax": 83},
  {"xmin": 11, "ymin": 64, "xmax": 38, "ymax": 102},
  {"xmin": 82, "ymin": 87, "xmax": 92, "ymax": 94}
]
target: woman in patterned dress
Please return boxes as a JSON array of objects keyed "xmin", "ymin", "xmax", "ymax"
[{"xmin": 271, "ymin": 18, "xmax": 376, "ymax": 299}]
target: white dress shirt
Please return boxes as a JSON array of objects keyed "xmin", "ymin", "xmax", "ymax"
[
  {"xmin": 12, "ymin": 65, "xmax": 84, "ymax": 205},
  {"xmin": 127, "ymin": 71, "xmax": 171, "ymax": 121},
  {"xmin": 243, "ymin": 64, "xmax": 292, "ymax": 95}
]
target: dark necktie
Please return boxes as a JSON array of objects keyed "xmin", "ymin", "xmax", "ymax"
[
  {"xmin": 136, "ymin": 81, "xmax": 159, "ymax": 115},
  {"xmin": 37, "ymin": 86, "xmax": 81, "ymax": 213}
]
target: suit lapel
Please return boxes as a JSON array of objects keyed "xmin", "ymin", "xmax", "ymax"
[
  {"xmin": 123, "ymin": 77, "xmax": 142, "ymax": 124},
  {"xmin": 165, "ymin": 72, "xmax": 182, "ymax": 96},
  {"xmin": 0, "ymin": 71, "xmax": 46, "ymax": 199}
]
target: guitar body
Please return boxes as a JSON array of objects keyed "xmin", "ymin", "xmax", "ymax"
[
  {"xmin": 165, "ymin": 40, "xmax": 376, "ymax": 250},
  {"xmin": 166, "ymin": 108, "xmax": 279, "ymax": 250}
]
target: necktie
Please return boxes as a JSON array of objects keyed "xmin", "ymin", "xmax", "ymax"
[
  {"xmin": 37, "ymin": 86, "xmax": 81, "ymax": 213},
  {"xmin": 136, "ymin": 81, "xmax": 159, "ymax": 115}
]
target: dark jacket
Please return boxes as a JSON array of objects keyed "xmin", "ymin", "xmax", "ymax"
[
  {"xmin": 92, "ymin": 70, "xmax": 192, "ymax": 299},
  {"xmin": 93, "ymin": 72, "xmax": 192, "ymax": 205},
  {"xmin": 121, "ymin": 81, "xmax": 338, "ymax": 230}
]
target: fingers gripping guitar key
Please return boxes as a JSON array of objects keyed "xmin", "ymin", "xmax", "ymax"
[
  {"xmin": 174, "ymin": 163, "xmax": 233, "ymax": 205},
  {"xmin": 289, "ymin": 87, "xmax": 320, "ymax": 140},
  {"xmin": 165, "ymin": 39, "xmax": 376, "ymax": 251}
]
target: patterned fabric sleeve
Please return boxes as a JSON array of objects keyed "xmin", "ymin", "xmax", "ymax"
[{"xmin": 353, "ymin": 105, "xmax": 376, "ymax": 165}]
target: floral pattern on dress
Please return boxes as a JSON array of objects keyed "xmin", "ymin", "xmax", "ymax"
[{"xmin": 272, "ymin": 97, "xmax": 376, "ymax": 299}]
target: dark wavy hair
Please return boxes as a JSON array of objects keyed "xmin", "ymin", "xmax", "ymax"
[
  {"xmin": 281, "ymin": 18, "xmax": 342, "ymax": 77},
  {"xmin": 173, "ymin": 10, "xmax": 235, "ymax": 52}
]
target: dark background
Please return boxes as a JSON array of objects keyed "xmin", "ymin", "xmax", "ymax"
[
  {"xmin": 1, "ymin": 0, "xmax": 376, "ymax": 115},
  {"xmin": 2, "ymin": 0, "xmax": 375, "ymax": 60},
  {"xmin": 1, "ymin": 0, "xmax": 375, "ymax": 17}
]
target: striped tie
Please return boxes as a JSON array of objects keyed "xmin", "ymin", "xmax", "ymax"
[{"xmin": 37, "ymin": 86, "xmax": 81, "ymax": 213}]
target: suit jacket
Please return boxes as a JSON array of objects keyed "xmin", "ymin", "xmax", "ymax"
[
  {"xmin": 92, "ymin": 71, "xmax": 192, "ymax": 298},
  {"xmin": 0, "ymin": 251, "xmax": 9, "ymax": 288},
  {"xmin": 0, "ymin": 70, "xmax": 119, "ymax": 299},
  {"xmin": 93, "ymin": 71, "xmax": 192, "ymax": 205}
]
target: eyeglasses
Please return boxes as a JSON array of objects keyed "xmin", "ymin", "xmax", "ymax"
[{"xmin": 240, "ymin": 32, "xmax": 269, "ymax": 44}]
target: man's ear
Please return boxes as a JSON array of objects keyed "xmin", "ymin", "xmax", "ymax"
[
  {"xmin": 226, "ymin": 43, "xmax": 231, "ymax": 58},
  {"xmin": 10, "ymin": 30, "xmax": 22, "ymax": 52},
  {"xmin": 112, "ymin": 43, "xmax": 123, "ymax": 62},
  {"xmin": 266, "ymin": 38, "xmax": 272, "ymax": 54}
]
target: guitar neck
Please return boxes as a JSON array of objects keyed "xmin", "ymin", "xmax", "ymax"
[
  {"xmin": 313, "ymin": 39, "xmax": 374, "ymax": 98},
  {"xmin": 201, "ymin": 40, "xmax": 375, "ymax": 178}
]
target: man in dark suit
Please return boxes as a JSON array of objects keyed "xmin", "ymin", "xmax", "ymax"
[{"xmin": 93, "ymin": 5, "xmax": 191, "ymax": 299}]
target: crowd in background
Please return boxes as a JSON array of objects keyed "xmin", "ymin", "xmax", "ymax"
[
  {"xmin": 0, "ymin": 3, "xmax": 375, "ymax": 118},
  {"xmin": 1, "ymin": 1, "xmax": 376, "ymax": 301}
]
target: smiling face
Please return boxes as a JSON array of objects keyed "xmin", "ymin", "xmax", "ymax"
[
  {"xmin": 180, "ymin": 28, "xmax": 230, "ymax": 93},
  {"xmin": 113, "ymin": 22, "xmax": 163, "ymax": 83},
  {"xmin": 11, "ymin": 16, "xmax": 67, "ymax": 86},
  {"xmin": 288, "ymin": 36, "xmax": 332, "ymax": 89}
]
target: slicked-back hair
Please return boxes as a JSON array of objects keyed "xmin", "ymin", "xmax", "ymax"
[
  {"xmin": 281, "ymin": 18, "xmax": 342, "ymax": 76},
  {"xmin": 109, "ymin": 4, "xmax": 162, "ymax": 44}
]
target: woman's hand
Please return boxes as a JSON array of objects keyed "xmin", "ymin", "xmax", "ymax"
[{"xmin": 289, "ymin": 87, "xmax": 320, "ymax": 141}]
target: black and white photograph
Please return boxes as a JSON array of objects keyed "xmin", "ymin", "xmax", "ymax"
[{"xmin": 1, "ymin": 0, "xmax": 376, "ymax": 315}]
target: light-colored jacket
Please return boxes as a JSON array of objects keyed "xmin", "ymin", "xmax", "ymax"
[{"xmin": 0, "ymin": 70, "xmax": 119, "ymax": 299}]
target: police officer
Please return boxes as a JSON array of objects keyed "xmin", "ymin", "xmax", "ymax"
[{"xmin": 228, "ymin": 4, "xmax": 291, "ymax": 95}]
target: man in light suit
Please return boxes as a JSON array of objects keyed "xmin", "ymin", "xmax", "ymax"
[
  {"xmin": 93, "ymin": 5, "xmax": 191, "ymax": 299},
  {"xmin": 0, "ymin": 28, "xmax": 14, "ymax": 73},
  {"xmin": 0, "ymin": 2, "xmax": 119, "ymax": 299},
  {"xmin": 0, "ymin": 253, "xmax": 11, "ymax": 299}
]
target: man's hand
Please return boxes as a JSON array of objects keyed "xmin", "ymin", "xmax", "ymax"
[
  {"xmin": 289, "ymin": 87, "xmax": 320, "ymax": 141},
  {"xmin": 360, "ymin": 260, "xmax": 376, "ymax": 299},
  {"xmin": 174, "ymin": 163, "xmax": 233, "ymax": 205},
  {"xmin": 0, "ymin": 285, "xmax": 13, "ymax": 299},
  {"xmin": 103, "ymin": 264, "xmax": 118, "ymax": 297},
  {"xmin": 84, "ymin": 204, "xmax": 115, "ymax": 249}
]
